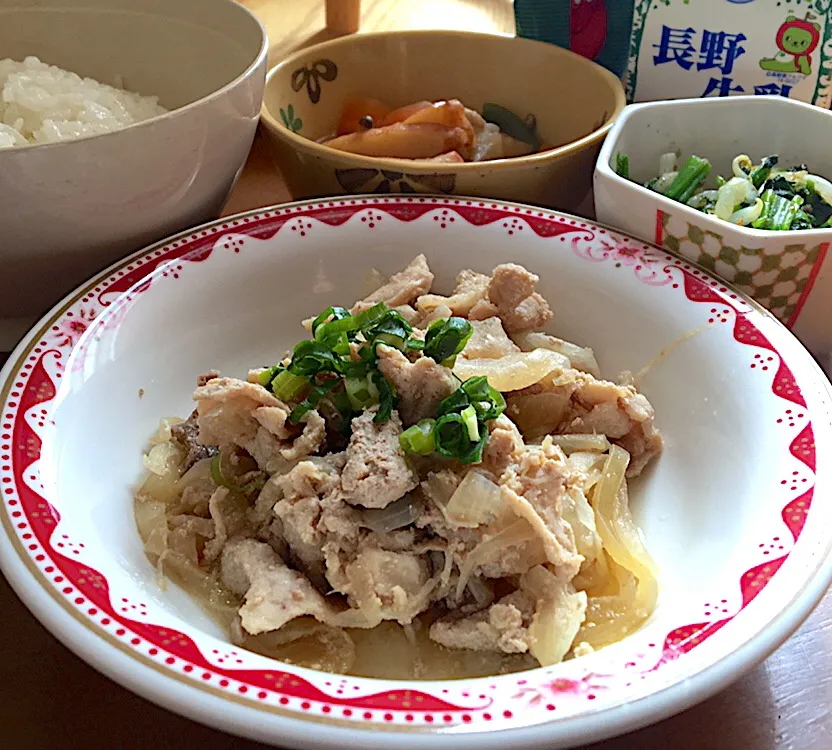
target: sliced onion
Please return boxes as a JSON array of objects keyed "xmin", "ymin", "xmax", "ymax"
[
  {"xmin": 730, "ymin": 198, "xmax": 763, "ymax": 226},
  {"xmin": 143, "ymin": 441, "xmax": 183, "ymax": 476},
  {"xmin": 446, "ymin": 470, "xmax": 503, "ymax": 527},
  {"xmin": 148, "ymin": 417, "xmax": 184, "ymax": 446},
  {"xmin": 567, "ymin": 451, "xmax": 608, "ymax": 490},
  {"xmin": 176, "ymin": 457, "xmax": 214, "ymax": 491},
  {"xmin": 363, "ymin": 493, "xmax": 420, "ymax": 535},
  {"xmin": 715, "ymin": 177, "xmax": 756, "ymax": 221},
  {"xmin": 511, "ymin": 332, "xmax": 600, "ymax": 377},
  {"xmin": 134, "ymin": 500, "xmax": 168, "ymax": 559},
  {"xmin": 591, "ymin": 446, "xmax": 657, "ymax": 579},
  {"xmin": 138, "ymin": 442, "xmax": 184, "ymax": 506},
  {"xmin": 561, "ymin": 486, "xmax": 601, "ymax": 561},
  {"xmin": 732, "ymin": 154, "xmax": 752, "ymax": 178},
  {"xmin": 587, "ymin": 444, "xmax": 658, "ymax": 648},
  {"xmin": 550, "ymin": 434, "xmax": 611, "ymax": 454},
  {"xmin": 455, "ymin": 519, "xmax": 540, "ymax": 598},
  {"xmin": 577, "ymin": 557, "xmax": 652, "ymax": 649},
  {"xmin": 454, "ymin": 348, "xmax": 570, "ymax": 392},
  {"xmin": 522, "ymin": 565, "xmax": 587, "ymax": 666}
]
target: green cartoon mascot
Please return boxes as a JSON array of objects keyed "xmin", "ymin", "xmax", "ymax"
[{"xmin": 760, "ymin": 13, "xmax": 822, "ymax": 76}]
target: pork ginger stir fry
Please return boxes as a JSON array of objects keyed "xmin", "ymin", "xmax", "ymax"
[{"xmin": 134, "ymin": 257, "xmax": 662, "ymax": 678}]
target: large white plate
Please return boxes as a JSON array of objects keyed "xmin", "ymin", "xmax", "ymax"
[{"xmin": 1, "ymin": 195, "xmax": 831, "ymax": 749}]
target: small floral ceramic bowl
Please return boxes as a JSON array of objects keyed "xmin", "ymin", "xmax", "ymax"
[
  {"xmin": 259, "ymin": 30, "xmax": 625, "ymax": 212},
  {"xmin": 594, "ymin": 95, "xmax": 832, "ymax": 361},
  {"xmin": 1, "ymin": 195, "xmax": 832, "ymax": 749}
]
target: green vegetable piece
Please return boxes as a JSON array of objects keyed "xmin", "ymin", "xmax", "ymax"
[
  {"xmin": 365, "ymin": 309, "xmax": 413, "ymax": 351},
  {"xmin": 314, "ymin": 315, "xmax": 356, "ymax": 345},
  {"xmin": 461, "ymin": 405, "xmax": 480, "ymax": 441},
  {"xmin": 749, "ymin": 155, "xmax": 778, "ymax": 190},
  {"xmin": 664, "ymin": 156, "xmax": 712, "ymax": 203},
  {"xmin": 311, "ymin": 306, "xmax": 350, "ymax": 336},
  {"xmin": 434, "ymin": 413, "xmax": 471, "ymax": 458},
  {"xmin": 457, "ymin": 431, "xmax": 488, "ymax": 465},
  {"xmin": 752, "ymin": 189, "xmax": 777, "ymax": 229},
  {"xmin": 289, "ymin": 340, "xmax": 341, "ymax": 377},
  {"xmin": 481, "ymin": 103, "xmax": 541, "ymax": 149},
  {"xmin": 772, "ymin": 195, "xmax": 805, "ymax": 231},
  {"xmin": 270, "ymin": 369, "xmax": 310, "ymax": 401},
  {"xmin": 615, "ymin": 152, "xmax": 629, "ymax": 179},
  {"xmin": 289, "ymin": 379, "xmax": 338, "ymax": 423},
  {"xmin": 399, "ymin": 419, "xmax": 437, "ymax": 456},
  {"xmin": 372, "ymin": 370, "xmax": 397, "ymax": 423},
  {"xmin": 424, "ymin": 317, "xmax": 474, "ymax": 365},
  {"xmin": 345, "ymin": 374, "xmax": 377, "ymax": 410},
  {"xmin": 805, "ymin": 182, "xmax": 832, "ymax": 227},
  {"xmin": 354, "ymin": 302, "xmax": 389, "ymax": 332},
  {"xmin": 258, "ymin": 365, "xmax": 281, "ymax": 387},
  {"xmin": 756, "ymin": 191, "xmax": 804, "ymax": 231}
]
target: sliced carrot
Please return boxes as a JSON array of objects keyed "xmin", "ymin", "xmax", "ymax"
[
  {"xmin": 324, "ymin": 123, "xmax": 469, "ymax": 159},
  {"xmin": 379, "ymin": 100, "xmax": 433, "ymax": 126},
  {"xmin": 336, "ymin": 97, "xmax": 391, "ymax": 136}
]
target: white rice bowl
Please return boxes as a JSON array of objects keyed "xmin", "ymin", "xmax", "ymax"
[{"xmin": 0, "ymin": 56, "xmax": 167, "ymax": 148}]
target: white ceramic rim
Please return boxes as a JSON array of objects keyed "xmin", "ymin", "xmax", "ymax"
[
  {"xmin": 597, "ymin": 95, "xmax": 832, "ymax": 240},
  {"xmin": 1, "ymin": 195, "xmax": 832, "ymax": 750}
]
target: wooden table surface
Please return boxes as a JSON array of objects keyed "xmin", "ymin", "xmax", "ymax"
[{"xmin": 2, "ymin": 1, "xmax": 831, "ymax": 748}]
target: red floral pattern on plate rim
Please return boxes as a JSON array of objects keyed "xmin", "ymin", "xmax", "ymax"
[{"xmin": 0, "ymin": 196, "xmax": 817, "ymax": 732}]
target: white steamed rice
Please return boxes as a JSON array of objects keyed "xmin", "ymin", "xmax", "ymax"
[{"xmin": 0, "ymin": 56, "xmax": 168, "ymax": 149}]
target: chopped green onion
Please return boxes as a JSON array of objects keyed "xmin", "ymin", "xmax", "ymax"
[
  {"xmin": 270, "ymin": 369, "xmax": 310, "ymax": 401},
  {"xmin": 457, "ymin": 432, "xmax": 488, "ymax": 465},
  {"xmin": 289, "ymin": 379, "xmax": 338, "ymax": 423},
  {"xmin": 345, "ymin": 374, "xmax": 376, "ymax": 410},
  {"xmin": 314, "ymin": 314, "xmax": 356, "ymax": 345},
  {"xmin": 311, "ymin": 306, "xmax": 350, "ymax": 336},
  {"xmin": 399, "ymin": 419, "xmax": 436, "ymax": 455},
  {"xmin": 614, "ymin": 152, "xmax": 629, "ymax": 179},
  {"xmin": 461, "ymin": 405, "xmax": 479, "ymax": 441},
  {"xmin": 664, "ymin": 156, "xmax": 711, "ymax": 203},
  {"xmin": 438, "ymin": 376, "xmax": 506, "ymax": 422},
  {"xmin": 438, "ymin": 387, "xmax": 470, "ymax": 416},
  {"xmin": 374, "ymin": 332, "xmax": 408, "ymax": 350},
  {"xmin": 749, "ymin": 155, "xmax": 778, "ymax": 189},
  {"xmin": 289, "ymin": 340, "xmax": 341, "ymax": 377},
  {"xmin": 434, "ymin": 413, "xmax": 470, "ymax": 458},
  {"xmin": 424, "ymin": 317, "xmax": 474, "ymax": 365},
  {"xmin": 258, "ymin": 365, "xmax": 281, "ymax": 387},
  {"xmin": 373, "ymin": 370, "xmax": 397, "ymax": 423},
  {"xmin": 354, "ymin": 302, "xmax": 389, "ymax": 331}
]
